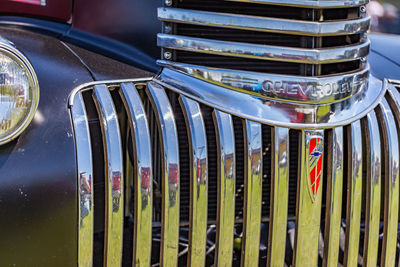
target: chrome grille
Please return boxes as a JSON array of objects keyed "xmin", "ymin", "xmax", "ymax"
[
  {"xmin": 157, "ymin": 0, "xmax": 370, "ymax": 81},
  {"xmin": 71, "ymin": 78, "xmax": 400, "ymax": 266}
]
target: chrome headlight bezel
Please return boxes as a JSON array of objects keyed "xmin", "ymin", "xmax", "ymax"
[{"xmin": 0, "ymin": 39, "xmax": 39, "ymax": 145}]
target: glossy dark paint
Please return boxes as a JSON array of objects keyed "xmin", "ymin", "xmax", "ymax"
[
  {"xmin": 368, "ymin": 33, "xmax": 400, "ymax": 80},
  {"xmin": 0, "ymin": 0, "xmax": 71, "ymax": 22},
  {"xmin": 0, "ymin": 26, "xmax": 152, "ymax": 266}
]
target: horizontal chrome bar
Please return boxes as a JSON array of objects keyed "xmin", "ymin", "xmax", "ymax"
[
  {"xmin": 146, "ymin": 82, "xmax": 180, "ymax": 267},
  {"xmin": 213, "ymin": 110, "xmax": 236, "ymax": 267},
  {"xmin": 242, "ymin": 120, "xmax": 263, "ymax": 266},
  {"xmin": 322, "ymin": 127, "xmax": 343, "ymax": 267},
  {"xmin": 158, "ymin": 33, "xmax": 369, "ymax": 64},
  {"xmin": 344, "ymin": 121, "xmax": 363, "ymax": 267},
  {"xmin": 363, "ymin": 111, "xmax": 381, "ymax": 267},
  {"xmin": 158, "ymin": 8, "xmax": 370, "ymax": 36},
  {"xmin": 157, "ymin": 65, "xmax": 386, "ymax": 129},
  {"xmin": 158, "ymin": 60, "xmax": 370, "ymax": 105},
  {"xmin": 119, "ymin": 83, "xmax": 153, "ymax": 266},
  {"xmin": 92, "ymin": 85, "xmax": 124, "ymax": 267},
  {"xmin": 225, "ymin": 0, "xmax": 369, "ymax": 8},
  {"xmin": 179, "ymin": 96, "xmax": 208, "ymax": 266},
  {"xmin": 71, "ymin": 92, "xmax": 94, "ymax": 267}
]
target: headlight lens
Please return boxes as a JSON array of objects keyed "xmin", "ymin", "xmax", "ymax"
[{"xmin": 0, "ymin": 40, "xmax": 39, "ymax": 145}]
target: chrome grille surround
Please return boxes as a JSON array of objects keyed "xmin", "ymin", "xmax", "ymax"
[
  {"xmin": 157, "ymin": 0, "xmax": 371, "ymax": 105},
  {"xmin": 70, "ymin": 75, "xmax": 400, "ymax": 266}
]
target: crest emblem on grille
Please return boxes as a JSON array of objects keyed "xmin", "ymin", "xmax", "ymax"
[{"xmin": 307, "ymin": 137, "xmax": 323, "ymax": 202}]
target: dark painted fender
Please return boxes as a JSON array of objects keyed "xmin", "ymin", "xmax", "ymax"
[{"xmin": 0, "ymin": 27, "xmax": 152, "ymax": 266}]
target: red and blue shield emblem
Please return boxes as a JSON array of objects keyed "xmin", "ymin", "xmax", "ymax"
[{"xmin": 308, "ymin": 137, "xmax": 323, "ymax": 202}]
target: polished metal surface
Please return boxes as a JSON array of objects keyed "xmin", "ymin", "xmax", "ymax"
[
  {"xmin": 158, "ymin": 8, "xmax": 370, "ymax": 37},
  {"xmin": 158, "ymin": 61, "xmax": 370, "ymax": 105},
  {"xmin": 71, "ymin": 92, "xmax": 94, "ymax": 267},
  {"xmin": 226, "ymin": 0, "xmax": 369, "ymax": 8},
  {"xmin": 343, "ymin": 121, "xmax": 363, "ymax": 267},
  {"xmin": 92, "ymin": 85, "xmax": 124, "ymax": 267},
  {"xmin": 146, "ymin": 82, "xmax": 180, "ymax": 267},
  {"xmin": 322, "ymin": 127, "xmax": 343, "ymax": 267},
  {"xmin": 268, "ymin": 127, "xmax": 289, "ymax": 267},
  {"xmin": 179, "ymin": 96, "xmax": 208, "ymax": 267},
  {"xmin": 156, "ymin": 67, "xmax": 385, "ymax": 129},
  {"xmin": 213, "ymin": 110, "xmax": 236, "ymax": 267},
  {"xmin": 378, "ymin": 98, "xmax": 400, "ymax": 267},
  {"xmin": 241, "ymin": 120, "xmax": 263, "ymax": 267},
  {"xmin": 293, "ymin": 130, "xmax": 324, "ymax": 266},
  {"xmin": 363, "ymin": 112, "xmax": 381, "ymax": 267},
  {"xmin": 158, "ymin": 34, "xmax": 369, "ymax": 64},
  {"xmin": 119, "ymin": 83, "xmax": 153, "ymax": 267}
]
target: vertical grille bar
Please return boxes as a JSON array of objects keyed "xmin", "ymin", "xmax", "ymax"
[
  {"xmin": 179, "ymin": 96, "xmax": 208, "ymax": 266},
  {"xmin": 119, "ymin": 83, "xmax": 153, "ymax": 266},
  {"xmin": 213, "ymin": 110, "xmax": 236, "ymax": 267},
  {"xmin": 293, "ymin": 130, "xmax": 324, "ymax": 267},
  {"xmin": 267, "ymin": 127, "xmax": 289, "ymax": 267},
  {"xmin": 146, "ymin": 82, "xmax": 180, "ymax": 267},
  {"xmin": 378, "ymin": 99, "xmax": 400, "ymax": 267},
  {"xmin": 241, "ymin": 120, "xmax": 263, "ymax": 267},
  {"xmin": 92, "ymin": 85, "xmax": 124, "ymax": 267},
  {"xmin": 322, "ymin": 127, "xmax": 343, "ymax": 267},
  {"xmin": 71, "ymin": 92, "xmax": 94, "ymax": 267},
  {"xmin": 362, "ymin": 112, "xmax": 381, "ymax": 267},
  {"xmin": 343, "ymin": 121, "xmax": 362, "ymax": 267}
]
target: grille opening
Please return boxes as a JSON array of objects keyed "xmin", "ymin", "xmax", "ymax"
[
  {"xmin": 176, "ymin": 0, "xmax": 314, "ymax": 20},
  {"xmin": 233, "ymin": 116, "xmax": 245, "ymax": 222},
  {"xmin": 261, "ymin": 125, "xmax": 272, "ymax": 219},
  {"xmin": 81, "ymin": 90, "xmax": 106, "ymax": 267},
  {"xmin": 175, "ymin": 24, "xmax": 362, "ymax": 48}
]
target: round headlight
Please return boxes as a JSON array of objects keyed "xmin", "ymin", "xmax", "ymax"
[{"xmin": 0, "ymin": 40, "xmax": 39, "ymax": 145}]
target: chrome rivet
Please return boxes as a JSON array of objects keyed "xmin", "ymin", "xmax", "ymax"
[
  {"xmin": 165, "ymin": 0, "xmax": 172, "ymax": 6},
  {"xmin": 360, "ymin": 5, "xmax": 367, "ymax": 13},
  {"xmin": 164, "ymin": 51, "xmax": 172, "ymax": 60},
  {"xmin": 164, "ymin": 24, "xmax": 172, "ymax": 33}
]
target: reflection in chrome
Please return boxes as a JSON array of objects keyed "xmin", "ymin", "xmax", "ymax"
[
  {"xmin": 213, "ymin": 110, "xmax": 235, "ymax": 267},
  {"xmin": 179, "ymin": 96, "xmax": 208, "ymax": 266},
  {"xmin": 322, "ymin": 127, "xmax": 343, "ymax": 267},
  {"xmin": 158, "ymin": 60, "xmax": 370, "ymax": 105},
  {"xmin": 146, "ymin": 82, "xmax": 180, "ymax": 267},
  {"xmin": 158, "ymin": 8, "xmax": 370, "ymax": 36},
  {"xmin": 268, "ymin": 127, "xmax": 289, "ymax": 267},
  {"xmin": 294, "ymin": 130, "xmax": 324, "ymax": 266},
  {"xmin": 119, "ymin": 83, "xmax": 153, "ymax": 266},
  {"xmin": 378, "ymin": 99, "xmax": 399, "ymax": 267},
  {"xmin": 158, "ymin": 34, "xmax": 370, "ymax": 64},
  {"xmin": 92, "ymin": 85, "xmax": 124, "ymax": 267},
  {"xmin": 156, "ymin": 67, "xmax": 385, "ymax": 129},
  {"xmin": 242, "ymin": 120, "xmax": 262, "ymax": 266},
  {"xmin": 226, "ymin": 0, "xmax": 368, "ymax": 8},
  {"xmin": 363, "ymin": 112, "xmax": 381, "ymax": 267},
  {"xmin": 344, "ymin": 121, "xmax": 362, "ymax": 267},
  {"xmin": 71, "ymin": 92, "xmax": 94, "ymax": 267}
]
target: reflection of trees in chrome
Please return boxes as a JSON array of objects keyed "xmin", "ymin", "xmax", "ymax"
[{"xmin": 79, "ymin": 172, "xmax": 92, "ymax": 226}]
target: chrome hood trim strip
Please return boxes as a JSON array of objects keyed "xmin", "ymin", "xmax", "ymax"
[
  {"xmin": 226, "ymin": 0, "xmax": 369, "ymax": 8},
  {"xmin": 158, "ymin": 8, "xmax": 370, "ymax": 36},
  {"xmin": 158, "ymin": 60, "xmax": 370, "ymax": 105},
  {"xmin": 155, "ymin": 67, "xmax": 385, "ymax": 129},
  {"xmin": 158, "ymin": 34, "xmax": 370, "ymax": 64}
]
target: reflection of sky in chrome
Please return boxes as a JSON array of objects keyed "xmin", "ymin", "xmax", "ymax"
[{"xmin": 0, "ymin": 52, "xmax": 32, "ymax": 138}]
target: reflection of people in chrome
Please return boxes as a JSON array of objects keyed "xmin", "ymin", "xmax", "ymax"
[{"xmin": 80, "ymin": 172, "xmax": 91, "ymax": 226}]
